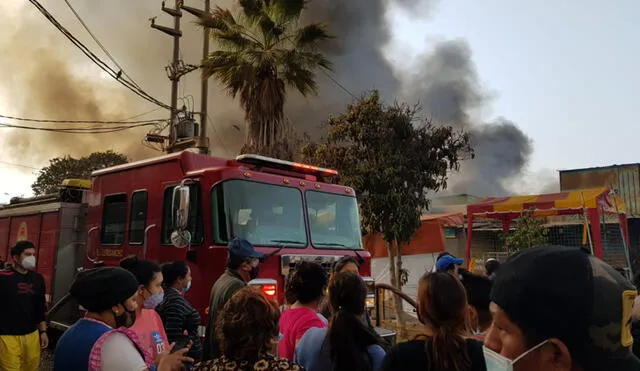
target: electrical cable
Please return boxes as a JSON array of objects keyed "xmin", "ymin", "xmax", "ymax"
[
  {"xmin": 28, "ymin": 0, "xmax": 171, "ymax": 110},
  {"xmin": 0, "ymin": 122, "xmax": 157, "ymax": 134},
  {"xmin": 320, "ymin": 69, "xmax": 358, "ymax": 99},
  {"xmin": 0, "ymin": 161, "xmax": 40, "ymax": 170},
  {"xmin": 63, "ymin": 0, "xmax": 143, "ymax": 90},
  {"xmin": 0, "ymin": 113, "xmax": 164, "ymax": 125},
  {"xmin": 207, "ymin": 114, "xmax": 230, "ymax": 154}
]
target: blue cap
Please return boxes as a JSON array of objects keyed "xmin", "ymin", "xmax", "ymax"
[
  {"xmin": 228, "ymin": 237, "xmax": 263, "ymax": 260},
  {"xmin": 436, "ymin": 254, "xmax": 464, "ymax": 272}
]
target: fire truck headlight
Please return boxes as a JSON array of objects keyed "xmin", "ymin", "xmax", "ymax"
[{"xmin": 366, "ymin": 296, "xmax": 375, "ymax": 309}]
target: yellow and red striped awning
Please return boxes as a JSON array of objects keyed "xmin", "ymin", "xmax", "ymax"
[{"xmin": 467, "ymin": 187, "xmax": 626, "ymax": 217}]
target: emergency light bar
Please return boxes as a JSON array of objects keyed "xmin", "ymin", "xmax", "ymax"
[{"xmin": 236, "ymin": 154, "xmax": 338, "ymax": 177}]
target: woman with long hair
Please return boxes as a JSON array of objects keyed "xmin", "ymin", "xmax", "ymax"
[
  {"xmin": 380, "ymin": 272, "xmax": 486, "ymax": 371},
  {"xmin": 296, "ymin": 272, "xmax": 388, "ymax": 371},
  {"xmin": 318, "ymin": 256, "xmax": 360, "ymax": 319}
]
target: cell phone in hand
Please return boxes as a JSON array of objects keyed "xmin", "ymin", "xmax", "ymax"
[{"xmin": 170, "ymin": 335, "xmax": 191, "ymax": 354}]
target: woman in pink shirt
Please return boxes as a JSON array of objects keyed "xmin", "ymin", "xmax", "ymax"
[
  {"xmin": 278, "ymin": 261, "xmax": 329, "ymax": 360},
  {"xmin": 120, "ymin": 256, "xmax": 169, "ymax": 361}
]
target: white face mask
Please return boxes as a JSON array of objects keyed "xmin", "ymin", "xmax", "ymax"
[
  {"xmin": 483, "ymin": 340, "xmax": 548, "ymax": 371},
  {"xmin": 22, "ymin": 256, "xmax": 36, "ymax": 270}
]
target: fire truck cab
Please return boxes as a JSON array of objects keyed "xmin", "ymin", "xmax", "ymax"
[{"xmin": 2, "ymin": 151, "xmax": 381, "ymax": 339}]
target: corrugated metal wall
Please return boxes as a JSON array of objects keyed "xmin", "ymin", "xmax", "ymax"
[{"xmin": 560, "ymin": 164, "xmax": 640, "ymax": 217}]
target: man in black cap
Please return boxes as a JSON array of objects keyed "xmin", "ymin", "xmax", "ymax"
[
  {"xmin": 484, "ymin": 245, "xmax": 640, "ymax": 371},
  {"xmin": 202, "ymin": 237, "xmax": 264, "ymax": 360},
  {"xmin": 53, "ymin": 266, "xmax": 140, "ymax": 371}
]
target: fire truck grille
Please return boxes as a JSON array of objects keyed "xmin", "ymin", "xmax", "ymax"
[{"xmin": 280, "ymin": 254, "xmax": 344, "ymax": 276}]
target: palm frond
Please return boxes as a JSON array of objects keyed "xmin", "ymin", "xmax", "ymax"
[
  {"xmin": 272, "ymin": 0, "xmax": 306, "ymax": 20},
  {"xmin": 277, "ymin": 50, "xmax": 321, "ymax": 96},
  {"xmin": 211, "ymin": 30, "xmax": 257, "ymax": 50},
  {"xmin": 283, "ymin": 64, "xmax": 317, "ymax": 97},
  {"xmin": 295, "ymin": 23, "xmax": 332, "ymax": 49},
  {"xmin": 280, "ymin": 50, "xmax": 332, "ymax": 71},
  {"xmin": 198, "ymin": 7, "xmax": 236, "ymax": 32},
  {"xmin": 239, "ymin": 0, "xmax": 263, "ymax": 22},
  {"xmin": 202, "ymin": 51, "xmax": 257, "ymax": 98}
]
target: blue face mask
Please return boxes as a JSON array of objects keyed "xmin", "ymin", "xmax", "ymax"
[
  {"xmin": 182, "ymin": 280, "xmax": 192, "ymax": 293},
  {"xmin": 144, "ymin": 291, "xmax": 164, "ymax": 309}
]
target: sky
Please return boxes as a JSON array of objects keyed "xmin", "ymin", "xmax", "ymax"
[
  {"xmin": 1, "ymin": 0, "xmax": 640, "ymax": 203},
  {"xmin": 387, "ymin": 0, "xmax": 640, "ymax": 172}
]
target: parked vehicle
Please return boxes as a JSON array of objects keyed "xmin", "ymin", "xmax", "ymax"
[{"xmin": 0, "ymin": 152, "xmax": 389, "ymax": 342}]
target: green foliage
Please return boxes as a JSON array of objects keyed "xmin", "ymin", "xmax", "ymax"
[
  {"xmin": 303, "ymin": 91, "xmax": 473, "ymax": 247},
  {"xmin": 32, "ymin": 151, "xmax": 128, "ymax": 196},
  {"xmin": 200, "ymin": 0, "xmax": 332, "ymax": 158},
  {"xmin": 502, "ymin": 211, "xmax": 549, "ymax": 251}
]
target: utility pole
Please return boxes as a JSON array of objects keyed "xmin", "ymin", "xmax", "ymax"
[
  {"xmin": 181, "ymin": 0, "xmax": 211, "ymax": 155},
  {"xmin": 151, "ymin": 0, "xmax": 197, "ymax": 153}
]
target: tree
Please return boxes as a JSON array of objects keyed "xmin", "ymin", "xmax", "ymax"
[
  {"xmin": 200, "ymin": 0, "xmax": 332, "ymax": 159},
  {"xmin": 503, "ymin": 211, "xmax": 549, "ymax": 251},
  {"xmin": 303, "ymin": 91, "xmax": 473, "ymax": 331},
  {"xmin": 32, "ymin": 151, "xmax": 128, "ymax": 195}
]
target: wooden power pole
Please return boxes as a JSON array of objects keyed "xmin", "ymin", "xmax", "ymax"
[
  {"xmin": 181, "ymin": 0, "xmax": 211, "ymax": 155},
  {"xmin": 151, "ymin": 0, "xmax": 197, "ymax": 153}
]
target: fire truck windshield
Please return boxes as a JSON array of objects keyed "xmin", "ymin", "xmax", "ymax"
[
  {"xmin": 211, "ymin": 180, "xmax": 362, "ymax": 250},
  {"xmin": 307, "ymin": 191, "xmax": 363, "ymax": 250},
  {"xmin": 212, "ymin": 180, "xmax": 307, "ymax": 247}
]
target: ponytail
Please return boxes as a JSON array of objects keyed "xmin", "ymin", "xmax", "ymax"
[
  {"xmin": 324, "ymin": 272, "xmax": 388, "ymax": 371},
  {"xmin": 326, "ymin": 310, "xmax": 386, "ymax": 371},
  {"xmin": 416, "ymin": 272, "xmax": 472, "ymax": 371},
  {"xmin": 423, "ymin": 326, "xmax": 470, "ymax": 371}
]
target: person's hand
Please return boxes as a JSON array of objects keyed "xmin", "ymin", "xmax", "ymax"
[
  {"xmin": 155, "ymin": 342, "xmax": 194, "ymax": 371},
  {"xmin": 40, "ymin": 332, "xmax": 49, "ymax": 349}
]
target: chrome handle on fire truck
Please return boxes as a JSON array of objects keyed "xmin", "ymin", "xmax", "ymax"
[
  {"xmin": 86, "ymin": 226, "xmax": 99, "ymax": 263},
  {"xmin": 142, "ymin": 224, "xmax": 157, "ymax": 259}
]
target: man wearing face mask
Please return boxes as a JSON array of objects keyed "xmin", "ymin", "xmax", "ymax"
[
  {"xmin": 484, "ymin": 245, "xmax": 640, "ymax": 371},
  {"xmin": 202, "ymin": 237, "xmax": 263, "ymax": 361},
  {"xmin": 0, "ymin": 240, "xmax": 48, "ymax": 371}
]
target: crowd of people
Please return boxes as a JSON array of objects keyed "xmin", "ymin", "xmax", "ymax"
[{"xmin": 1, "ymin": 238, "xmax": 640, "ymax": 370}]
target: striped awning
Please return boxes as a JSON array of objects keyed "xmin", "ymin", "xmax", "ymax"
[{"xmin": 467, "ymin": 187, "xmax": 626, "ymax": 216}]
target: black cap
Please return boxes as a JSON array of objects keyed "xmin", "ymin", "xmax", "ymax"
[
  {"xmin": 491, "ymin": 245, "xmax": 640, "ymax": 370},
  {"xmin": 228, "ymin": 238, "xmax": 263, "ymax": 261},
  {"xmin": 69, "ymin": 267, "xmax": 139, "ymax": 313}
]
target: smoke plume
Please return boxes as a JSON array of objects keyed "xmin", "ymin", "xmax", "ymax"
[
  {"xmin": 1, "ymin": 0, "xmax": 538, "ymax": 196},
  {"xmin": 399, "ymin": 40, "xmax": 533, "ymax": 196}
]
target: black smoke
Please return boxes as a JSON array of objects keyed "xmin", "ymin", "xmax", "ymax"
[
  {"xmin": 1, "ymin": 0, "xmax": 535, "ymax": 196},
  {"xmin": 400, "ymin": 40, "xmax": 533, "ymax": 196}
]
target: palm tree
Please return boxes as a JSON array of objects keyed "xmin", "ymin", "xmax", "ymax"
[{"xmin": 200, "ymin": 0, "xmax": 332, "ymax": 158}]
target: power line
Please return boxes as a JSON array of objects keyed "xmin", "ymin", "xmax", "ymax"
[
  {"xmin": 0, "ymin": 161, "xmax": 40, "ymax": 170},
  {"xmin": 63, "ymin": 0, "xmax": 142, "ymax": 91},
  {"xmin": 0, "ymin": 122, "xmax": 156, "ymax": 134},
  {"xmin": 123, "ymin": 107, "xmax": 165, "ymax": 121},
  {"xmin": 207, "ymin": 114, "xmax": 230, "ymax": 154},
  {"xmin": 0, "ymin": 113, "xmax": 164, "ymax": 125},
  {"xmin": 321, "ymin": 69, "xmax": 358, "ymax": 99},
  {"xmin": 28, "ymin": 0, "xmax": 171, "ymax": 110}
]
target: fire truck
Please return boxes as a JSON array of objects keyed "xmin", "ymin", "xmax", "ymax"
[{"xmin": 0, "ymin": 151, "xmax": 386, "ymax": 341}]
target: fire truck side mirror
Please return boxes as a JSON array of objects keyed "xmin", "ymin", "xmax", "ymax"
[{"xmin": 172, "ymin": 185, "xmax": 190, "ymax": 231}]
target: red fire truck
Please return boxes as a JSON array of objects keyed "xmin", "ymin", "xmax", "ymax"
[{"xmin": 0, "ymin": 151, "xmax": 380, "ymax": 339}]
